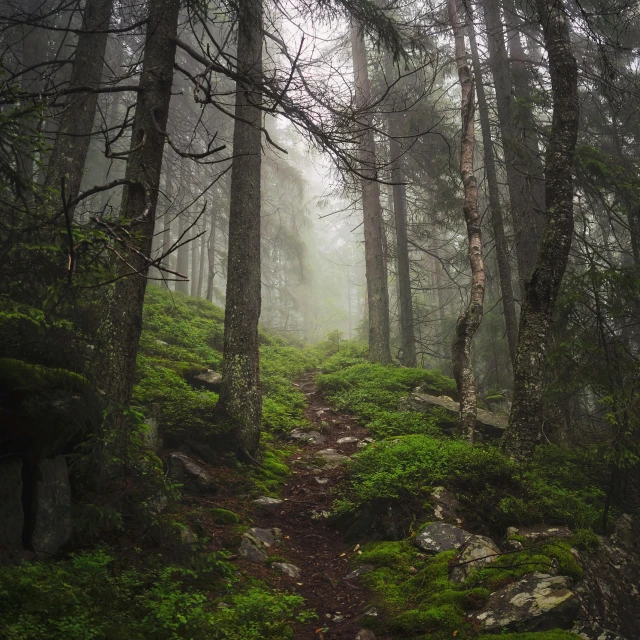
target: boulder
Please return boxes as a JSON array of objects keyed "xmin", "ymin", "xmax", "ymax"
[
  {"xmin": 315, "ymin": 448, "xmax": 350, "ymax": 469},
  {"xmin": 0, "ymin": 458, "xmax": 24, "ymax": 549},
  {"xmin": 471, "ymin": 573, "xmax": 578, "ymax": 632},
  {"xmin": 337, "ymin": 436, "xmax": 359, "ymax": 445},
  {"xmin": 239, "ymin": 537, "xmax": 267, "ymax": 563},
  {"xmin": 398, "ymin": 392, "xmax": 507, "ymax": 439},
  {"xmin": 31, "ymin": 456, "xmax": 72, "ymax": 557},
  {"xmin": 271, "ymin": 562, "xmax": 301, "ymax": 578},
  {"xmin": 507, "ymin": 525, "xmax": 572, "ymax": 543},
  {"xmin": 166, "ymin": 452, "xmax": 215, "ymax": 493},
  {"xmin": 252, "ymin": 496, "xmax": 283, "ymax": 514},
  {"xmin": 450, "ymin": 535, "xmax": 501, "ymax": 582},
  {"xmin": 573, "ymin": 622, "xmax": 627, "ymax": 640},
  {"xmin": 575, "ymin": 515, "xmax": 640, "ymax": 639},
  {"xmin": 190, "ymin": 369, "xmax": 222, "ymax": 391},
  {"xmin": 414, "ymin": 522, "xmax": 473, "ymax": 553},
  {"xmin": 430, "ymin": 486, "xmax": 462, "ymax": 524},
  {"xmin": 290, "ymin": 429, "xmax": 325, "ymax": 445}
]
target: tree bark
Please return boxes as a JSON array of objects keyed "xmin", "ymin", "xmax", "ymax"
[
  {"xmin": 196, "ymin": 231, "xmax": 206, "ymax": 298},
  {"xmin": 214, "ymin": 0, "xmax": 263, "ymax": 459},
  {"xmin": 385, "ymin": 53, "xmax": 416, "ymax": 368},
  {"xmin": 467, "ymin": 8, "xmax": 518, "ymax": 365},
  {"xmin": 94, "ymin": 0, "xmax": 180, "ymax": 420},
  {"xmin": 206, "ymin": 209, "xmax": 217, "ymax": 301},
  {"xmin": 190, "ymin": 222, "xmax": 199, "ymax": 297},
  {"xmin": 480, "ymin": 0, "xmax": 542, "ymax": 290},
  {"xmin": 175, "ymin": 210, "xmax": 190, "ymax": 294},
  {"xmin": 448, "ymin": 0, "xmax": 485, "ymax": 443},
  {"xmin": 45, "ymin": 0, "xmax": 113, "ymax": 208},
  {"xmin": 502, "ymin": 0, "xmax": 579, "ymax": 460},
  {"xmin": 351, "ymin": 24, "xmax": 392, "ymax": 365}
]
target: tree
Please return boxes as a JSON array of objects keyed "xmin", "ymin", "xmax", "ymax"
[
  {"xmin": 447, "ymin": 0, "xmax": 485, "ymax": 442},
  {"xmin": 351, "ymin": 23, "xmax": 392, "ymax": 365},
  {"xmin": 44, "ymin": 0, "xmax": 113, "ymax": 208},
  {"xmin": 385, "ymin": 53, "xmax": 416, "ymax": 367},
  {"xmin": 94, "ymin": 0, "xmax": 181, "ymax": 426},
  {"xmin": 214, "ymin": 0, "xmax": 264, "ymax": 460},
  {"xmin": 467, "ymin": 5, "xmax": 518, "ymax": 365},
  {"xmin": 502, "ymin": 0, "xmax": 579, "ymax": 459}
]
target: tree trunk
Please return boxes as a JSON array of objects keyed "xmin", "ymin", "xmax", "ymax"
[
  {"xmin": 351, "ymin": 24, "xmax": 392, "ymax": 365},
  {"xmin": 448, "ymin": 0, "xmax": 485, "ymax": 443},
  {"xmin": 196, "ymin": 231, "xmax": 206, "ymax": 298},
  {"xmin": 45, "ymin": 0, "xmax": 113, "ymax": 208},
  {"xmin": 206, "ymin": 209, "xmax": 217, "ymax": 301},
  {"xmin": 94, "ymin": 0, "xmax": 180, "ymax": 423},
  {"xmin": 467, "ymin": 8, "xmax": 518, "ymax": 365},
  {"xmin": 214, "ymin": 0, "xmax": 263, "ymax": 459},
  {"xmin": 190, "ymin": 222, "xmax": 199, "ymax": 297},
  {"xmin": 502, "ymin": 0, "xmax": 579, "ymax": 460},
  {"xmin": 385, "ymin": 53, "xmax": 416, "ymax": 368},
  {"xmin": 175, "ymin": 211, "xmax": 190, "ymax": 294},
  {"xmin": 481, "ymin": 0, "xmax": 541, "ymax": 291}
]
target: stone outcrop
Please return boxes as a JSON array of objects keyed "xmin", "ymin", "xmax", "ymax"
[
  {"xmin": 471, "ymin": 572, "xmax": 578, "ymax": 632},
  {"xmin": 575, "ymin": 515, "xmax": 640, "ymax": 639},
  {"xmin": 450, "ymin": 535, "xmax": 501, "ymax": 583},
  {"xmin": 252, "ymin": 496, "xmax": 283, "ymax": 514},
  {"xmin": 238, "ymin": 527, "xmax": 282, "ymax": 564},
  {"xmin": 399, "ymin": 391, "xmax": 507, "ymax": 439},
  {"xmin": 32, "ymin": 456, "xmax": 72, "ymax": 557},
  {"xmin": 0, "ymin": 458, "xmax": 24, "ymax": 549},
  {"xmin": 271, "ymin": 561, "xmax": 300, "ymax": 578},
  {"xmin": 414, "ymin": 522, "xmax": 473, "ymax": 553},
  {"xmin": 189, "ymin": 369, "xmax": 222, "ymax": 391},
  {"xmin": 166, "ymin": 452, "xmax": 215, "ymax": 493}
]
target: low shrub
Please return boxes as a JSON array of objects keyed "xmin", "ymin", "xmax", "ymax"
[{"xmin": 0, "ymin": 549, "xmax": 311, "ymax": 640}]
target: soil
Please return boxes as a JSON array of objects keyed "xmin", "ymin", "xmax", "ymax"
[{"xmin": 210, "ymin": 371, "xmax": 386, "ymax": 640}]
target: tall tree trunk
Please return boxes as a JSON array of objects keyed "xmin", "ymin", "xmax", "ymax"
[
  {"xmin": 196, "ymin": 232, "xmax": 206, "ymax": 298},
  {"xmin": 214, "ymin": 0, "xmax": 263, "ymax": 459},
  {"xmin": 176, "ymin": 211, "xmax": 190, "ymax": 293},
  {"xmin": 351, "ymin": 24, "xmax": 392, "ymax": 365},
  {"xmin": 448, "ymin": 0, "xmax": 485, "ymax": 443},
  {"xmin": 94, "ymin": 0, "xmax": 180, "ymax": 423},
  {"xmin": 385, "ymin": 53, "xmax": 416, "ymax": 367},
  {"xmin": 502, "ymin": 0, "xmax": 579, "ymax": 459},
  {"xmin": 161, "ymin": 152, "xmax": 175, "ymax": 289},
  {"xmin": 206, "ymin": 209, "xmax": 217, "ymax": 301},
  {"xmin": 45, "ymin": 0, "xmax": 113, "ymax": 208},
  {"xmin": 467, "ymin": 8, "xmax": 518, "ymax": 365},
  {"xmin": 481, "ymin": 0, "xmax": 541, "ymax": 291},
  {"xmin": 190, "ymin": 222, "xmax": 199, "ymax": 297}
]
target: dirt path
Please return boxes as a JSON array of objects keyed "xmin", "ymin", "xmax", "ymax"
[{"xmin": 242, "ymin": 371, "xmax": 380, "ymax": 640}]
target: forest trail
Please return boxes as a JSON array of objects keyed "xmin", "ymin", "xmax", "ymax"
[{"xmin": 242, "ymin": 371, "xmax": 382, "ymax": 640}]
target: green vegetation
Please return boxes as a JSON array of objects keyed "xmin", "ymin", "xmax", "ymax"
[
  {"xmin": 134, "ymin": 287, "xmax": 318, "ymax": 442},
  {"xmin": 0, "ymin": 549, "xmax": 312, "ymax": 640},
  {"xmin": 322, "ymin": 359, "xmax": 609, "ymax": 534}
]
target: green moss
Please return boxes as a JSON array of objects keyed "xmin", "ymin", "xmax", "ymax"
[
  {"xmin": 247, "ymin": 448, "xmax": 291, "ymax": 497},
  {"xmin": 209, "ymin": 508, "xmax": 241, "ymax": 525},
  {"xmin": 0, "ymin": 357, "xmax": 89, "ymax": 393}
]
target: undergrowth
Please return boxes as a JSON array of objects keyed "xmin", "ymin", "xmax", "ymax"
[{"xmin": 0, "ymin": 548, "xmax": 312, "ymax": 639}]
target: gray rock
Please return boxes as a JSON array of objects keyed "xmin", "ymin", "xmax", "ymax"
[
  {"xmin": 399, "ymin": 392, "xmax": 507, "ymax": 439},
  {"xmin": 345, "ymin": 564, "xmax": 375, "ymax": 579},
  {"xmin": 0, "ymin": 458, "xmax": 24, "ymax": 549},
  {"xmin": 471, "ymin": 573, "xmax": 578, "ymax": 632},
  {"xmin": 450, "ymin": 535, "xmax": 501, "ymax": 582},
  {"xmin": 290, "ymin": 429, "xmax": 326, "ymax": 445},
  {"xmin": 315, "ymin": 477, "xmax": 330, "ymax": 485},
  {"xmin": 310, "ymin": 509, "xmax": 331, "ymax": 520},
  {"xmin": 356, "ymin": 630, "xmax": 376, "ymax": 640},
  {"xmin": 337, "ymin": 436, "xmax": 359, "ymax": 445},
  {"xmin": 238, "ymin": 537, "xmax": 267, "ymax": 563},
  {"xmin": 573, "ymin": 622, "xmax": 627, "ymax": 640},
  {"xmin": 575, "ymin": 516, "xmax": 640, "ymax": 639},
  {"xmin": 431, "ymin": 486, "xmax": 462, "ymax": 524},
  {"xmin": 315, "ymin": 448, "xmax": 350, "ymax": 469},
  {"xmin": 32, "ymin": 456, "xmax": 72, "ymax": 557},
  {"xmin": 508, "ymin": 525, "xmax": 572, "ymax": 543},
  {"xmin": 167, "ymin": 452, "xmax": 215, "ymax": 493},
  {"xmin": 179, "ymin": 526, "xmax": 197, "ymax": 545},
  {"xmin": 191, "ymin": 369, "xmax": 222, "ymax": 391},
  {"xmin": 245, "ymin": 527, "xmax": 277, "ymax": 548},
  {"xmin": 414, "ymin": 522, "xmax": 473, "ymax": 553},
  {"xmin": 143, "ymin": 413, "xmax": 162, "ymax": 452},
  {"xmin": 272, "ymin": 562, "xmax": 301, "ymax": 578},
  {"xmin": 252, "ymin": 496, "xmax": 283, "ymax": 514}
]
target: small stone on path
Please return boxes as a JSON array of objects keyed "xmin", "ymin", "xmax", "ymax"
[
  {"xmin": 356, "ymin": 630, "xmax": 377, "ymax": 640},
  {"xmin": 337, "ymin": 436, "xmax": 359, "ymax": 444},
  {"xmin": 315, "ymin": 448, "xmax": 350, "ymax": 468},
  {"xmin": 290, "ymin": 429, "xmax": 325, "ymax": 445},
  {"xmin": 238, "ymin": 537, "xmax": 267, "ymax": 563},
  {"xmin": 252, "ymin": 496, "xmax": 282, "ymax": 514},
  {"xmin": 271, "ymin": 562, "xmax": 301, "ymax": 578},
  {"xmin": 315, "ymin": 477, "xmax": 330, "ymax": 485},
  {"xmin": 345, "ymin": 564, "xmax": 375, "ymax": 579}
]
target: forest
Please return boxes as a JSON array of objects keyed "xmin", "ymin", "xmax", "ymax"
[{"xmin": 0, "ymin": 0, "xmax": 639, "ymax": 638}]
